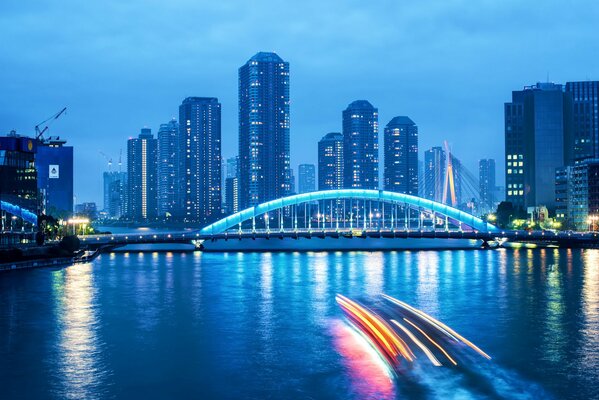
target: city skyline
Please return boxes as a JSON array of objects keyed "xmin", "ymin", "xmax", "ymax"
[{"xmin": 3, "ymin": 1, "xmax": 598, "ymax": 203}]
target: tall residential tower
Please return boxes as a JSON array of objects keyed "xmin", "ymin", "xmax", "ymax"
[
  {"xmin": 383, "ymin": 116, "xmax": 418, "ymax": 195},
  {"xmin": 318, "ymin": 132, "xmax": 343, "ymax": 191},
  {"xmin": 127, "ymin": 128, "xmax": 157, "ymax": 220},
  {"xmin": 238, "ymin": 52, "xmax": 290, "ymax": 208},
  {"xmin": 342, "ymin": 100, "xmax": 379, "ymax": 189},
  {"xmin": 178, "ymin": 97, "xmax": 222, "ymax": 223}
]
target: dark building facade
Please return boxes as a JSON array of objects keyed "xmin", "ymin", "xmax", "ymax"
[
  {"xmin": 504, "ymin": 82, "xmax": 573, "ymax": 209},
  {"xmin": 318, "ymin": 132, "xmax": 343, "ymax": 191},
  {"xmin": 565, "ymin": 81, "xmax": 599, "ymax": 161},
  {"xmin": 238, "ymin": 52, "xmax": 290, "ymax": 208},
  {"xmin": 178, "ymin": 97, "xmax": 222, "ymax": 223},
  {"xmin": 424, "ymin": 146, "xmax": 446, "ymax": 203},
  {"xmin": 479, "ymin": 159, "xmax": 496, "ymax": 213},
  {"xmin": 0, "ymin": 134, "xmax": 38, "ymax": 214},
  {"xmin": 298, "ymin": 164, "xmax": 316, "ymax": 194},
  {"xmin": 103, "ymin": 171, "xmax": 127, "ymax": 219},
  {"xmin": 157, "ymin": 119, "xmax": 178, "ymax": 217},
  {"xmin": 383, "ymin": 116, "xmax": 418, "ymax": 195},
  {"xmin": 343, "ymin": 100, "xmax": 379, "ymax": 189},
  {"xmin": 127, "ymin": 128, "xmax": 158, "ymax": 220},
  {"xmin": 36, "ymin": 137, "xmax": 73, "ymax": 218}
]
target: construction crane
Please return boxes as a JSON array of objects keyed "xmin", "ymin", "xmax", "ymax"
[
  {"xmin": 35, "ymin": 107, "xmax": 67, "ymax": 142},
  {"xmin": 99, "ymin": 151, "xmax": 113, "ymax": 171}
]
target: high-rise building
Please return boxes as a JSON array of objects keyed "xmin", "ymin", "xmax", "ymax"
[
  {"xmin": 298, "ymin": 164, "xmax": 316, "ymax": 194},
  {"xmin": 424, "ymin": 147, "xmax": 446, "ymax": 203},
  {"xmin": 565, "ymin": 81, "xmax": 599, "ymax": 161},
  {"xmin": 157, "ymin": 119, "xmax": 178, "ymax": 217},
  {"xmin": 555, "ymin": 159, "xmax": 599, "ymax": 230},
  {"xmin": 289, "ymin": 167, "xmax": 296, "ymax": 195},
  {"xmin": 36, "ymin": 137, "xmax": 73, "ymax": 217},
  {"xmin": 0, "ymin": 133, "xmax": 37, "ymax": 215},
  {"xmin": 383, "ymin": 116, "xmax": 418, "ymax": 195},
  {"xmin": 127, "ymin": 128, "xmax": 157, "ymax": 220},
  {"xmin": 222, "ymin": 156, "xmax": 239, "ymax": 212},
  {"xmin": 479, "ymin": 159, "xmax": 496, "ymax": 213},
  {"xmin": 343, "ymin": 100, "xmax": 379, "ymax": 189},
  {"xmin": 505, "ymin": 82, "xmax": 573, "ymax": 209},
  {"xmin": 178, "ymin": 97, "xmax": 222, "ymax": 223},
  {"xmin": 238, "ymin": 52, "xmax": 290, "ymax": 208},
  {"xmin": 318, "ymin": 132, "xmax": 343, "ymax": 191},
  {"xmin": 103, "ymin": 171, "xmax": 127, "ymax": 219},
  {"xmin": 225, "ymin": 177, "xmax": 239, "ymax": 215}
]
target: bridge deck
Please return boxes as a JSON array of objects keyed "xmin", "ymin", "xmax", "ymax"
[{"xmin": 80, "ymin": 229, "xmax": 599, "ymax": 250}]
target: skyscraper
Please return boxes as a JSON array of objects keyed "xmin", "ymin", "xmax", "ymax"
[
  {"xmin": 318, "ymin": 132, "xmax": 343, "ymax": 191},
  {"xmin": 37, "ymin": 137, "xmax": 73, "ymax": 217},
  {"xmin": 343, "ymin": 100, "xmax": 379, "ymax": 189},
  {"xmin": 103, "ymin": 171, "xmax": 127, "ymax": 219},
  {"xmin": 383, "ymin": 116, "xmax": 418, "ymax": 195},
  {"xmin": 157, "ymin": 118, "xmax": 178, "ymax": 217},
  {"xmin": 238, "ymin": 52, "xmax": 290, "ymax": 208},
  {"xmin": 479, "ymin": 159, "xmax": 496, "ymax": 213},
  {"xmin": 424, "ymin": 146, "xmax": 446, "ymax": 203},
  {"xmin": 565, "ymin": 81, "xmax": 599, "ymax": 161},
  {"xmin": 505, "ymin": 82, "xmax": 573, "ymax": 209},
  {"xmin": 223, "ymin": 156, "xmax": 239, "ymax": 214},
  {"xmin": 178, "ymin": 97, "xmax": 222, "ymax": 223},
  {"xmin": 225, "ymin": 177, "xmax": 239, "ymax": 215},
  {"xmin": 127, "ymin": 128, "xmax": 157, "ymax": 220},
  {"xmin": 298, "ymin": 164, "xmax": 316, "ymax": 194}
]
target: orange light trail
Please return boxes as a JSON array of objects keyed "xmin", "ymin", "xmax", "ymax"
[
  {"xmin": 336, "ymin": 295, "xmax": 414, "ymax": 363},
  {"xmin": 403, "ymin": 318, "xmax": 457, "ymax": 366},
  {"xmin": 383, "ymin": 294, "xmax": 491, "ymax": 360},
  {"xmin": 390, "ymin": 319, "xmax": 442, "ymax": 367}
]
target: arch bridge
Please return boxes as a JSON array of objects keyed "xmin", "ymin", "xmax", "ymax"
[{"xmin": 198, "ymin": 189, "xmax": 498, "ymax": 251}]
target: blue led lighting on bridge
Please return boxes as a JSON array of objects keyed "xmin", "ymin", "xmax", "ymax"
[
  {"xmin": 0, "ymin": 201, "xmax": 37, "ymax": 226},
  {"xmin": 200, "ymin": 189, "xmax": 498, "ymax": 235}
]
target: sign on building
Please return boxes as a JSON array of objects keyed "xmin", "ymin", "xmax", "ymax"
[{"xmin": 49, "ymin": 164, "xmax": 59, "ymax": 179}]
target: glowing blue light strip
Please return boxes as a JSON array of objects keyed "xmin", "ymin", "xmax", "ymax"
[
  {"xmin": 201, "ymin": 189, "xmax": 497, "ymax": 235},
  {"xmin": 0, "ymin": 201, "xmax": 38, "ymax": 226}
]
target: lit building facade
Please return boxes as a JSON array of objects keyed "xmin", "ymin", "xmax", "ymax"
[
  {"xmin": 127, "ymin": 128, "xmax": 158, "ymax": 220},
  {"xmin": 565, "ymin": 81, "xmax": 599, "ymax": 161},
  {"xmin": 157, "ymin": 119, "xmax": 178, "ymax": 217},
  {"xmin": 504, "ymin": 82, "xmax": 573, "ymax": 210},
  {"xmin": 479, "ymin": 159, "xmax": 496, "ymax": 213},
  {"xmin": 238, "ymin": 52, "xmax": 290, "ymax": 208},
  {"xmin": 178, "ymin": 97, "xmax": 222, "ymax": 223},
  {"xmin": 383, "ymin": 116, "xmax": 418, "ymax": 195},
  {"xmin": 0, "ymin": 133, "xmax": 37, "ymax": 215},
  {"xmin": 424, "ymin": 146, "xmax": 446, "ymax": 203},
  {"xmin": 343, "ymin": 100, "xmax": 379, "ymax": 189},
  {"xmin": 318, "ymin": 132, "xmax": 343, "ymax": 191},
  {"xmin": 298, "ymin": 164, "xmax": 316, "ymax": 194}
]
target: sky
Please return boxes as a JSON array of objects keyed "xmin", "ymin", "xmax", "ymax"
[{"xmin": 2, "ymin": 0, "xmax": 599, "ymax": 205}]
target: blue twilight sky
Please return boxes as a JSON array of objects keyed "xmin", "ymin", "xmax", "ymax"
[{"xmin": 2, "ymin": 0, "xmax": 599, "ymax": 204}]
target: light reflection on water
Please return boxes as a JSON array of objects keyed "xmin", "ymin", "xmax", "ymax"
[
  {"xmin": 52, "ymin": 264, "xmax": 107, "ymax": 400},
  {"xmin": 0, "ymin": 248, "xmax": 597, "ymax": 399}
]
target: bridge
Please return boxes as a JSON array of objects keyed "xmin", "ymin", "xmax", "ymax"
[{"xmin": 80, "ymin": 189, "xmax": 599, "ymax": 252}]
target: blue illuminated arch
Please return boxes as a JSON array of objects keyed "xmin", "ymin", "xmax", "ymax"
[
  {"xmin": 0, "ymin": 201, "xmax": 38, "ymax": 225},
  {"xmin": 201, "ymin": 189, "xmax": 498, "ymax": 235}
]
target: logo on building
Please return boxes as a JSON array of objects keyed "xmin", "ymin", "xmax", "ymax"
[{"xmin": 49, "ymin": 164, "xmax": 59, "ymax": 179}]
